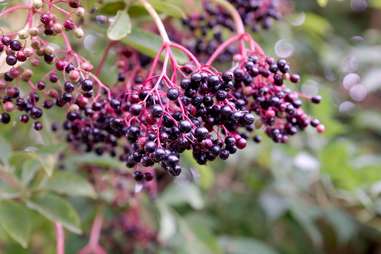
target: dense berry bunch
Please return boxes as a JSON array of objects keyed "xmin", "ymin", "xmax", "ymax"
[
  {"xmin": 181, "ymin": 0, "xmax": 281, "ymax": 60},
  {"xmin": 59, "ymin": 41, "xmax": 323, "ymax": 178},
  {"xmin": 227, "ymin": 0, "xmax": 281, "ymax": 31},
  {"xmin": 0, "ymin": 0, "xmax": 323, "ymax": 180},
  {"xmin": 0, "ymin": 1, "xmax": 325, "ymax": 252},
  {"xmin": 0, "ymin": 0, "xmax": 90, "ymax": 130}
]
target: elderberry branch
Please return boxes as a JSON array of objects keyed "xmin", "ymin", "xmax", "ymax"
[{"xmin": 138, "ymin": 0, "xmax": 170, "ymax": 43}]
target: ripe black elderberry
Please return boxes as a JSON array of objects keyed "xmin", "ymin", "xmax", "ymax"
[{"xmin": 1, "ymin": 113, "xmax": 11, "ymax": 124}]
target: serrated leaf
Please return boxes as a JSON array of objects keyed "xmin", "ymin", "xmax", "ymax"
[
  {"xmin": 149, "ymin": 0, "xmax": 185, "ymax": 18},
  {"xmin": 26, "ymin": 193, "xmax": 81, "ymax": 234},
  {"xmin": 121, "ymin": 28, "xmax": 187, "ymax": 64},
  {"xmin": 0, "ymin": 201, "xmax": 31, "ymax": 248},
  {"xmin": 107, "ymin": 10, "xmax": 131, "ymax": 41},
  {"xmin": 45, "ymin": 171, "xmax": 96, "ymax": 198}
]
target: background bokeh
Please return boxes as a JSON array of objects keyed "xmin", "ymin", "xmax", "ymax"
[{"xmin": 1, "ymin": 0, "xmax": 381, "ymax": 253}]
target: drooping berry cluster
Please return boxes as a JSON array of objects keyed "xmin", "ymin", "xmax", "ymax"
[
  {"xmin": 181, "ymin": 0, "xmax": 281, "ymax": 60},
  {"xmin": 227, "ymin": 0, "xmax": 281, "ymax": 31},
  {"xmin": 0, "ymin": 0, "xmax": 323, "ymax": 180},
  {"xmin": 0, "ymin": 1, "xmax": 89, "ymax": 129},
  {"xmin": 0, "ymin": 2, "xmax": 326, "ymax": 254},
  {"xmin": 59, "ymin": 39, "xmax": 323, "ymax": 178}
]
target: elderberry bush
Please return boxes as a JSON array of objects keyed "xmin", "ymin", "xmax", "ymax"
[
  {"xmin": 0, "ymin": 0, "xmax": 379, "ymax": 254},
  {"xmin": 6, "ymin": 0, "xmax": 379, "ymax": 254}
]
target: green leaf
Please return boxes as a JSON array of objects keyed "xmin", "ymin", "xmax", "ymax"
[
  {"xmin": 26, "ymin": 193, "xmax": 81, "ymax": 234},
  {"xmin": 177, "ymin": 217, "xmax": 216, "ymax": 254},
  {"xmin": 354, "ymin": 111, "xmax": 381, "ymax": 135},
  {"xmin": 316, "ymin": 0, "xmax": 328, "ymax": 7},
  {"xmin": 21, "ymin": 159, "xmax": 41, "ymax": 186},
  {"xmin": 323, "ymin": 207, "xmax": 356, "ymax": 243},
  {"xmin": 301, "ymin": 13, "xmax": 332, "ymax": 36},
  {"xmin": 44, "ymin": 171, "xmax": 96, "ymax": 198},
  {"xmin": 159, "ymin": 182, "xmax": 204, "ymax": 209},
  {"xmin": 128, "ymin": 5, "xmax": 149, "ymax": 17},
  {"xmin": 219, "ymin": 237, "xmax": 279, "ymax": 254},
  {"xmin": 157, "ymin": 202, "xmax": 177, "ymax": 241},
  {"xmin": 9, "ymin": 151, "xmax": 56, "ymax": 177},
  {"xmin": 0, "ymin": 2, "xmax": 7, "ymax": 11},
  {"xmin": 289, "ymin": 199, "xmax": 322, "ymax": 245},
  {"xmin": 148, "ymin": 0, "xmax": 185, "ymax": 18},
  {"xmin": 0, "ymin": 201, "xmax": 31, "ymax": 248},
  {"xmin": 185, "ymin": 217, "xmax": 223, "ymax": 254},
  {"xmin": 66, "ymin": 153, "xmax": 126, "ymax": 169},
  {"xmin": 310, "ymin": 88, "xmax": 343, "ymax": 137},
  {"xmin": 98, "ymin": 1, "xmax": 126, "ymax": 15},
  {"xmin": 182, "ymin": 151, "xmax": 215, "ymax": 189},
  {"xmin": 107, "ymin": 10, "xmax": 132, "ymax": 41},
  {"xmin": 320, "ymin": 141, "xmax": 355, "ymax": 189},
  {"xmin": 0, "ymin": 137, "xmax": 12, "ymax": 165},
  {"xmin": 370, "ymin": 0, "xmax": 381, "ymax": 8},
  {"xmin": 38, "ymin": 154, "xmax": 56, "ymax": 177},
  {"xmin": 121, "ymin": 28, "xmax": 187, "ymax": 64}
]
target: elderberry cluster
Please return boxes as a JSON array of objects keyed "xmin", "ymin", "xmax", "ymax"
[
  {"xmin": 181, "ymin": 0, "xmax": 281, "ymax": 59},
  {"xmin": 0, "ymin": 33, "xmax": 96, "ymax": 131},
  {"xmin": 0, "ymin": 1, "xmax": 88, "ymax": 129},
  {"xmin": 227, "ymin": 0, "xmax": 281, "ymax": 31},
  {"xmin": 59, "ymin": 49, "xmax": 323, "ymax": 178},
  {"xmin": 0, "ymin": 0, "xmax": 323, "ymax": 180}
]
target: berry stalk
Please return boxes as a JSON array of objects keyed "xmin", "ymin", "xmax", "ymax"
[
  {"xmin": 139, "ymin": 0, "xmax": 170, "ymax": 43},
  {"xmin": 55, "ymin": 223, "xmax": 65, "ymax": 254}
]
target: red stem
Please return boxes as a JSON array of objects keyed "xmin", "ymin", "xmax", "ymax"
[
  {"xmin": 61, "ymin": 31, "xmax": 73, "ymax": 52},
  {"xmin": 95, "ymin": 42, "xmax": 115, "ymax": 76},
  {"xmin": 169, "ymin": 43, "xmax": 201, "ymax": 67},
  {"xmin": 89, "ymin": 214, "xmax": 103, "ymax": 246},
  {"xmin": 0, "ymin": 4, "xmax": 30, "ymax": 18},
  {"xmin": 79, "ymin": 214, "xmax": 107, "ymax": 254},
  {"xmin": 206, "ymin": 34, "xmax": 243, "ymax": 66},
  {"xmin": 147, "ymin": 44, "xmax": 166, "ymax": 79},
  {"xmin": 55, "ymin": 223, "xmax": 65, "ymax": 254}
]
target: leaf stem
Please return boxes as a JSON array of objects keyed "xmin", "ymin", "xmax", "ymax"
[
  {"xmin": 55, "ymin": 223, "xmax": 65, "ymax": 254},
  {"xmin": 139, "ymin": 0, "xmax": 170, "ymax": 43}
]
